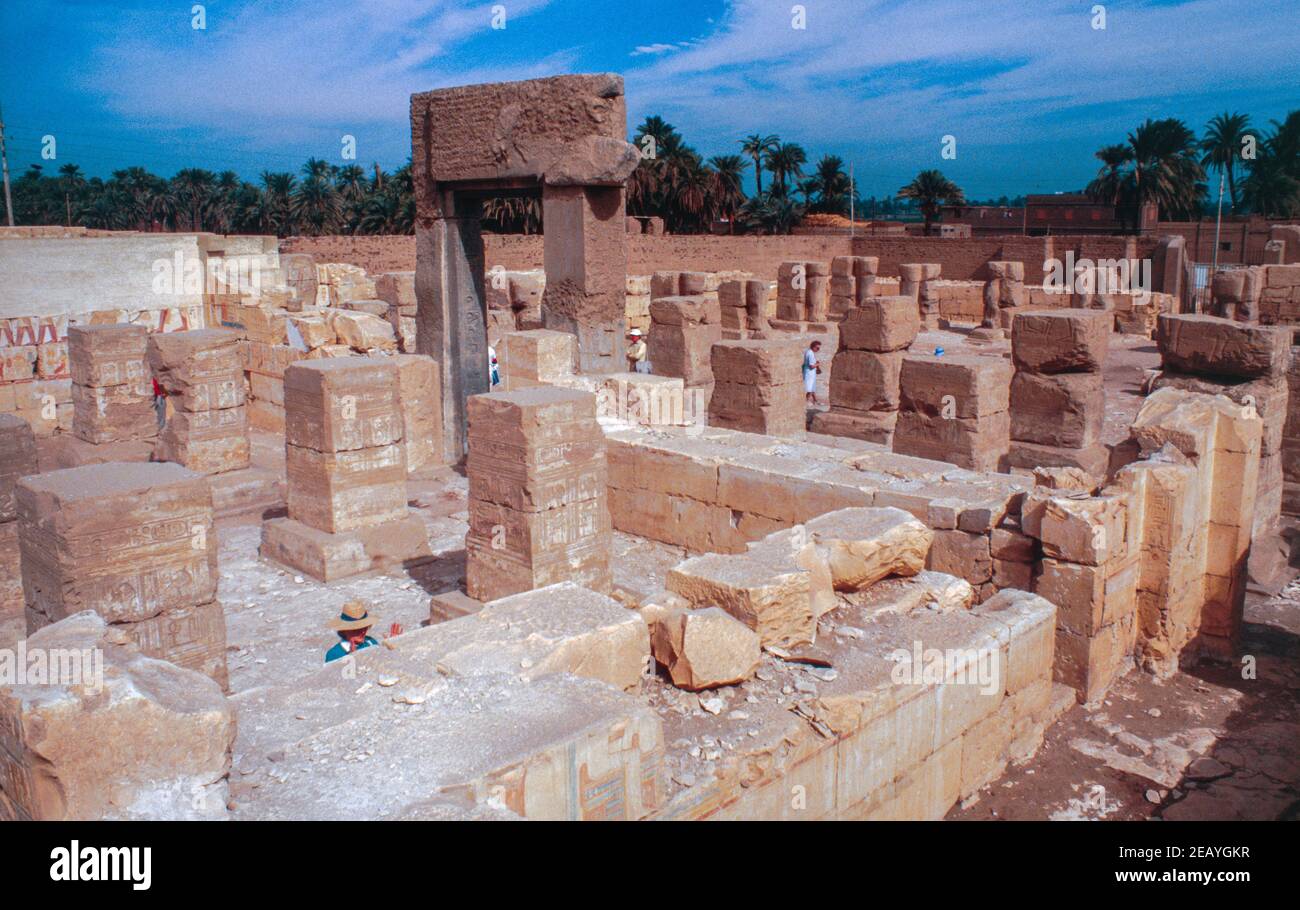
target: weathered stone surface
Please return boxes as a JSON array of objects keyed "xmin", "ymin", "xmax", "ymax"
[
  {"xmin": 394, "ymin": 354, "xmax": 443, "ymax": 473},
  {"xmin": 1009, "ymin": 370, "xmax": 1104, "ymax": 447},
  {"xmin": 146, "ymin": 329, "xmax": 244, "ymax": 411},
  {"xmin": 899, "ymin": 354, "xmax": 1012, "ymax": 418},
  {"xmin": 284, "ymin": 358, "xmax": 403, "ymax": 453},
  {"xmin": 259, "ymin": 512, "xmax": 432, "ymax": 583},
  {"xmin": 0, "ymin": 612, "xmax": 234, "ymax": 820},
  {"xmin": 650, "ymin": 606, "xmax": 760, "ymax": 690},
  {"xmin": 1157, "ymin": 314, "xmax": 1288, "ymax": 379},
  {"xmin": 803, "ymin": 507, "xmax": 932, "ymax": 590},
  {"xmin": 497, "ymin": 329, "xmax": 577, "ymax": 390},
  {"xmin": 1011, "ymin": 310, "xmax": 1109, "ymax": 374},
  {"xmin": 329, "ymin": 309, "xmax": 398, "ymax": 351},
  {"xmin": 839, "ymin": 296, "xmax": 920, "ymax": 352},
  {"xmin": 285, "ymin": 442, "xmax": 409, "ymax": 533},
  {"xmin": 668, "ymin": 546, "xmax": 815, "ymax": 648}
]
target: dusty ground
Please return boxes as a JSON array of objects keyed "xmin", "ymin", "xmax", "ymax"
[{"xmin": 949, "ymin": 562, "xmax": 1300, "ymax": 821}]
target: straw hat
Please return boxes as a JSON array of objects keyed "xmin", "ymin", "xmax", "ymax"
[
  {"xmin": 628, "ymin": 329, "xmax": 644, "ymax": 338},
  {"xmin": 327, "ymin": 600, "xmax": 378, "ymax": 632}
]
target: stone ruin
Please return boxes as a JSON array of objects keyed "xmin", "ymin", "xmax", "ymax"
[{"xmin": 2, "ymin": 73, "xmax": 1298, "ymax": 823}]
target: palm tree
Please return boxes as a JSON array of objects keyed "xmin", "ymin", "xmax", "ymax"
[
  {"xmin": 1086, "ymin": 144, "xmax": 1131, "ymax": 205},
  {"xmin": 897, "ymin": 170, "xmax": 965, "ymax": 235},
  {"xmin": 809, "ymin": 155, "xmax": 852, "ymax": 214},
  {"xmin": 1085, "ymin": 119, "xmax": 1206, "ymax": 224},
  {"xmin": 1241, "ymin": 110, "xmax": 1300, "ymax": 217},
  {"xmin": 708, "ymin": 154, "xmax": 748, "ymax": 231},
  {"xmin": 57, "ymin": 163, "xmax": 85, "ymax": 226},
  {"xmin": 765, "ymin": 142, "xmax": 807, "ymax": 193},
  {"xmin": 740, "ymin": 133, "xmax": 779, "ymax": 195},
  {"xmin": 171, "ymin": 168, "xmax": 217, "ymax": 231},
  {"xmin": 1200, "ymin": 112, "xmax": 1254, "ymax": 211}
]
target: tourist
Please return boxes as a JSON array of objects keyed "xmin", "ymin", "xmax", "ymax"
[
  {"xmin": 627, "ymin": 328, "xmax": 650, "ymax": 374},
  {"xmin": 488, "ymin": 343, "xmax": 500, "ymax": 387},
  {"xmin": 324, "ymin": 600, "xmax": 403, "ymax": 663},
  {"xmin": 803, "ymin": 340, "xmax": 822, "ymax": 405}
]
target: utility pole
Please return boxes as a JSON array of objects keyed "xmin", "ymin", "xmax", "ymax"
[
  {"xmin": 0, "ymin": 101, "xmax": 15, "ymax": 226},
  {"xmin": 849, "ymin": 162, "xmax": 855, "ymax": 237},
  {"xmin": 1212, "ymin": 170, "xmax": 1225, "ymax": 274}
]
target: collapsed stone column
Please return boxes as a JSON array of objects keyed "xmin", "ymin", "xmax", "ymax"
[
  {"xmin": 977, "ymin": 260, "xmax": 1025, "ymax": 338},
  {"xmin": 1152, "ymin": 313, "xmax": 1290, "ymax": 537},
  {"xmin": 147, "ymin": 328, "xmax": 249, "ymax": 475},
  {"xmin": 718, "ymin": 276, "xmax": 768, "ymax": 337},
  {"xmin": 1005, "ymin": 310, "xmax": 1110, "ymax": 481},
  {"xmin": 0, "ymin": 612, "xmax": 234, "ymax": 820},
  {"xmin": 465, "ymin": 387, "xmax": 611, "ymax": 601},
  {"xmin": 809, "ymin": 295, "xmax": 919, "ymax": 443},
  {"xmin": 893, "ymin": 354, "xmax": 1011, "ymax": 471},
  {"xmin": 16, "ymin": 461, "xmax": 228, "ymax": 688},
  {"xmin": 0, "ymin": 414, "xmax": 37, "ymax": 647},
  {"xmin": 707, "ymin": 339, "xmax": 805, "ymax": 436},
  {"xmin": 776, "ymin": 260, "xmax": 831, "ymax": 324},
  {"xmin": 260, "ymin": 358, "xmax": 431, "ymax": 581},
  {"xmin": 828, "ymin": 256, "xmax": 879, "ymax": 319},
  {"xmin": 899, "ymin": 263, "xmax": 942, "ymax": 329},
  {"xmin": 68, "ymin": 324, "xmax": 157, "ymax": 445},
  {"xmin": 647, "ymin": 291, "xmax": 721, "ymax": 405},
  {"xmin": 1209, "ymin": 268, "xmax": 1263, "ymax": 322}
]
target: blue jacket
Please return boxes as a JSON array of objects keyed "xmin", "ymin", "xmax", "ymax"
[{"xmin": 325, "ymin": 636, "xmax": 378, "ymax": 663}]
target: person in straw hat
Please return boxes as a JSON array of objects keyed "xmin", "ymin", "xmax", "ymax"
[{"xmin": 324, "ymin": 599, "xmax": 401, "ymax": 663}]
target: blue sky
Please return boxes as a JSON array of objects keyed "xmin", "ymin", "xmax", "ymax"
[{"xmin": 2, "ymin": 0, "xmax": 1297, "ymax": 199}]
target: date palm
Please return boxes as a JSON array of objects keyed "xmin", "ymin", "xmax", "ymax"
[
  {"xmin": 707, "ymin": 154, "xmax": 748, "ymax": 231},
  {"xmin": 1200, "ymin": 112, "xmax": 1254, "ymax": 210},
  {"xmin": 897, "ymin": 169, "xmax": 965, "ymax": 235},
  {"xmin": 765, "ymin": 142, "xmax": 807, "ymax": 194},
  {"xmin": 740, "ymin": 133, "xmax": 779, "ymax": 195}
]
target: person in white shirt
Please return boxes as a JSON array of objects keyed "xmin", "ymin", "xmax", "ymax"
[
  {"xmin": 803, "ymin": 340, "xmax": 822, "ymax": 405},
  {"xmin": 488, "ymin": 344, "xmax": 500, "ymax": 387}
]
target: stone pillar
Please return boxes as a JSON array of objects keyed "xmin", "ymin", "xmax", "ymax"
[
  {"xmin": 68, "ymin": 324, "xmax": 156, "ymax": 445},
  {"xmin": 1152, "ymin": 313, "xmax": 1290, "ymax": 538},
  {"xmin": 1269, "ymin": 224, "xmax": 1300, "ymax": 264},
  {"xmin": 707, "ymin": 339, "xmax": 805, "ymax": 436},
  {"xmin": 775, "ymin": 260, "xmax": 830, "ymax": 324},
  {"xmin": 893, "ymin": 354, "xmax": 1011, "ymax": 471},
  {"xmin": 541, "ymin": 184, "xmax": 627, "ymax": 374},
  {"xmin": 394, "ymin": 354, "xmax": 444, "ymax": 475},
  {"xmin": 829, "ymin": 256, "xmax": 879, "ymax": 319},
  {"xmin": 16, "ymin": 461, "xmax": 227, "ymax": 688},
  {"xmin": 900, "ymin": 263, "xmax": 941, "ymax": 329},
  {"xmin": 415, "ymin": 201, "xmax": 488, "ymax": 463},
  {"xmin": 148, "ymin": 328, "xmax": 249, "ymax": 475},
  {"xmin": 465, "ymin": 387, "xmax": 611, "ymax": 601},
  {"xmin": 809, "ymin": 295, "xmax": 918, "ymax": 444},
  {"xmin": 1005, "ymin": 311, "xmax": 1110, "ymax": 481},
  {"xmin": 718, "ymin": 275, "xmax": 765, "ymax": 336},
  {"xmin": 647, "ymin": 295, "xmax": 721, "ymax": 404},
  {"xmin": 0, "ymin": 415, "xmax": 37, "ymax": 647},
  {"xmin": 260, "ymin": 358, "xmax": 431, "ymax": 581},
  {"xmin": 979, "ymin": 261, "xmax": 1024, "ymax": 337}
]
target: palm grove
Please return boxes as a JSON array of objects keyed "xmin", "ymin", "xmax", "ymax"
[{"xmin": 10, "ymin": 110, "xmax": 1298, "ymax": 236}]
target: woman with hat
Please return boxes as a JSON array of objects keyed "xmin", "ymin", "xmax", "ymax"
[{"xmin": 325, "ymin": 600, "xmax": 400, "ymax": 663}]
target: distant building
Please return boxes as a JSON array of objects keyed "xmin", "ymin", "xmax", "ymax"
[{"xmin": 942, "ymin": 194, "xmax": 1160, "ymax": 236}]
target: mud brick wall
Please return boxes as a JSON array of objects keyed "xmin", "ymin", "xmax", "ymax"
[
  {"xmin": 15, "ymin": 462, "xmax": 227, "ymax": 688},
  {"xmin": 1258, "ymin": 265, "xmax": 1300, "ymax": 325},
  {"xmin": 466, "ymin": 387, "xmax": 611, "ymax": 601},
  {"xmin": 652, "ymin": 589, "xmax": 1058, "ymax": 820}
]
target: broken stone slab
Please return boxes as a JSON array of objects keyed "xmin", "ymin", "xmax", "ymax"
[
  {"xmin": 650, "ymin": 606, "xmax": 761, "ymax": 691},
  {"xmin": 1157, "ymin": 313, "xmax": 1289, "ymax": 379},
  {"xmin": 801, "ymin": 506, "xmax": 932, "ymax": 591},
  {"xmin": 667, "ymin": 545, "xmax": 817, "ymax": 648},
  {"xmin": 0, "ymin": 611, "xmax": 234, "ymax": 820},
  {"xmin": 146, "ymin": 328, "xmax": 245, "ymax": 412}
]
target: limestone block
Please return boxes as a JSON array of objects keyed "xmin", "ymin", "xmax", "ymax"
[
  {"xmin": 838, "ymin": 296, "xmax": 920, "ymax": 352},
  {"xmin": 497, "ymin": 329, "xmax": 577, "ymax": 390},
  {"xmin": 0, "ymin": 612, "xmax": 233, "ymax": 820},
  {"xmin": 802, "ymin": 506, "xmax": 932, "ymax": 591},
  {"xmin": 1011, "ymin": 310, "xmax": 1109, "ymax": 373},
  {"xmin": 1010, "ymin": 370, "xmax": 1104, "ymax": 447},
  {"xmin": 650, "ymin": 606, "xmax": 761, "ymax": 690},
  {"xmin": 899, "ymin": 354, "xmax": 1012, "ymax": 418},
  {"xmin": 1157, "ymin": 314, "xmax": 1289, "ymax": 379},
  {"xmin": 284, "ymin": 358, "xmax": 403, "ymax": 453},
  {"xmin": 285, "ymin": 442, "xmax": 408, "ymax": 533},
  {"xmin": 0, "ymin": 414, "xmax": 38, "ymax": 523}
]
